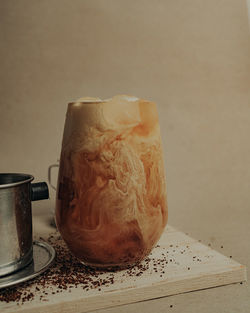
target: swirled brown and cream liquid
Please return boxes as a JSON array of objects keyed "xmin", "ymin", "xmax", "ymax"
[{"xmin": 56, "ymin": 95, "xmax": 168, "ymax": 268}]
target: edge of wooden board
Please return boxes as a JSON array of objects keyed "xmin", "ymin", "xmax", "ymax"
[{"xmin": 13, "ymin": 263, "xmax": 247, "ymax": 313}]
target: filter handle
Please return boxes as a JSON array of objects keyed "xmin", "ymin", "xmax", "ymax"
[{"xmin": 31, "ymin": 182, "xmax": 49, "ymax": 201}]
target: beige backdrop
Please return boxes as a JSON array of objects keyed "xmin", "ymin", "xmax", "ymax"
[
  {"xmin": 1, "ymin": 0, "xmax": 250, "ymax": 226},
  {"xmin": 1, "ymin": 0, "xmax": 250, "ymax": 311}
]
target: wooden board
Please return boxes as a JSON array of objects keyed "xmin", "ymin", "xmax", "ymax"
[{"xmin": 0, "ymin": 226, "xmax": 247, "ymax": 313}]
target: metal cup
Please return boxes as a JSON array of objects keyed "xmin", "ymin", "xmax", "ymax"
[{"xmin": 0, "ymin": 173, "xmax": 49, "ymax": 277}]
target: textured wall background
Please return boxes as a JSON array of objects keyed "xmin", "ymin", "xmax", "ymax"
[{"xmin": 0, "ymin": 0, "xmax": 250, "ymax": 235}]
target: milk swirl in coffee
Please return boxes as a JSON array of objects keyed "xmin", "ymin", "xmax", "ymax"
[{"xmin": 56, "ymin": 95, "xmax": 168, "ymax": 268}]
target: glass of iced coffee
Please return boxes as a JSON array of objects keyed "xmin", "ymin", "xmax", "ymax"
[{"xmin": 55, "ymin": 95, "xmax": 168, "ymax": 269}]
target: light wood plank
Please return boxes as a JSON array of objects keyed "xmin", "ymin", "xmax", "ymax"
[{"xmin": 0, "ymin": 226, "xmax": 247, "ymax": 313}]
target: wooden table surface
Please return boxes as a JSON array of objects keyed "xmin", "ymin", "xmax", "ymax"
[{"xmin": 31, "ymin": 199, "xmax": 249, "ymax": 313}]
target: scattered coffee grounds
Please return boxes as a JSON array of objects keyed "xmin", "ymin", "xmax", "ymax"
[
  {"xmin": 0, "ymin": 233, "xmax": 183, "ymax": 305},
  {"xmin": 0, "ymin": 232, "xmax": 238, "ymax": 308}
]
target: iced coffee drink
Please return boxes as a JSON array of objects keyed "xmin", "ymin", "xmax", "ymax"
[{"xmin": 56, "ymin": 95, "xmax": 168, "ymax": 268}]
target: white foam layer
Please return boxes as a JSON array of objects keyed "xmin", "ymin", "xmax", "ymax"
[
  {"xmin": 62, "ymin": 95, "xmax": 154, "ymax": 153},
  {"xmin": 74, "ymin": 95, "xmax": 139, "ymax": 104}
]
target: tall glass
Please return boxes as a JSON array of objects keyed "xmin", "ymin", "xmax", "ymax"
[{"xmin": 56, "ymin": 95, "xmax": 168, "ymax": 269}]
